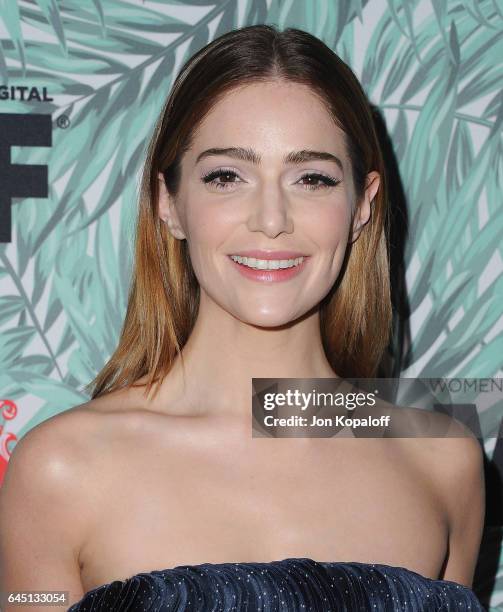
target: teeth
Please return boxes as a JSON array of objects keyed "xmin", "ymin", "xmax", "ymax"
[{"xmin": 230, "ymin": 255, "xmax": 305, "ymax": 270}]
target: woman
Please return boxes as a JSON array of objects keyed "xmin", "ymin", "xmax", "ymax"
[{"xmin": 0, "ymin": 24, "xmax": 485, "ymax": 611}]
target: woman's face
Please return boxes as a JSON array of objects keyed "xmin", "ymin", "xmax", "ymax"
[{"xmin": 159, "ymin": 80, "xmax": 379, "ymax": 327}]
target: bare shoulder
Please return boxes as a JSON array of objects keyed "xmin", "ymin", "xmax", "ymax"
[
  {"xmin": 392, "ymin": 406, "xmax": 483, "ymax": 473},
  {"xmin": 425, "ymin": 417, "xmax": 484, "ymax": 482},
  {"xmin": 7, "ymin": 381, "xmax": 175, "ymax": 488},
  {"xmin": 4, "ymin": 400, "xmax": 99, "ymax": 490},
  {"xmin": 418, "ymin": 415, "xmax": 485, "ymax": 530},
  {"xmin": 0, "ymin": 394, "xmax": 123, "ymax": 519},
  {"xmin": 7, "ymin": 395, "xmax": 118, "ymax": 470},
  {"xmin": 1, "ymin": 387, "xmax": 149, "ymax": 528},
  {"xmin": 389, "ymin": 405, "xmax": 484, "ymax": 495},
  {"xmin": 0, "ymin": 390, "xmax": 151, "ymax": 604},
  {"xmin": 0, "ymin": 402, "xmax": 98, "ymax": 602},
  {"xmin": 389, "ymin": 407, "xmax": 485, "ymax": 585},
  {"xmin": 423, "ymin": 417, "xmax": 485, "ymax": 585}
]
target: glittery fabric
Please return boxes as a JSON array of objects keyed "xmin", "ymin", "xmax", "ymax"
[{"xmin": 67, "ymin": 557, "xmax": 484, "ymax": 611}]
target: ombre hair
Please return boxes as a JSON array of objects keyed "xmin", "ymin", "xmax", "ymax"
[{"xmin": 85, "ymin": 24, "xmax": 392, "ymax": 400}]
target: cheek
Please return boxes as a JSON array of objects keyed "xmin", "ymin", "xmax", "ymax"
[
  {"xmin": 183, "ymin": 199, "xmax": 219, "ymax": 244},
  {"xmin": 182, "ymin": 205, "xmax": 230, "ymax": 278},
  {"xmin": 305, "ymin": 200, "xmax": 352, "ymax": 251},
  {"xmin": 183, "ymin": 192, "xmax": 237, "ymax": 240}
]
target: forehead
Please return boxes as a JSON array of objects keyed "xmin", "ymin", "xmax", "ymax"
[{"xmin": 188, "ymin": 80, "xmax": 347, "ymax": 155}]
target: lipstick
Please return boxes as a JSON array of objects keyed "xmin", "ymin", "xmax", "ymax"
[{"xmin": 227, "ymin": 251, "xmax": 310, "ymax": 283}]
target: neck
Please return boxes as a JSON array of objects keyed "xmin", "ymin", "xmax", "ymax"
[{"xmin": 147, "ymin": 291, "xmax": 338, "ymax": 419}]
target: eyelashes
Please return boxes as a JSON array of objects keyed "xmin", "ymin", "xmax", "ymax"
[{"xmin": 201, "ymin": 168, "xmax": 340, "ymax": 192}]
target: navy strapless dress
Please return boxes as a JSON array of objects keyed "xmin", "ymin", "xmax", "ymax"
[{"xmin": 68, "ymin": 557, "xmax": 485, "ymax": 611}]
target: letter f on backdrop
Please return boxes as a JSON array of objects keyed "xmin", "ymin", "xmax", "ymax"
[{"xmin": 0, "ymin": 113, "xmax": 51, "ymax": 243}]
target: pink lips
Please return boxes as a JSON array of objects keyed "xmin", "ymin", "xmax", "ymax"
[
  {"xmin": 229, "ymin": 250, "xmax": 307, "ymax": 260},
  {"xmin": 228, "ymin": 252, "xmax": 309, "ymax": 283}
]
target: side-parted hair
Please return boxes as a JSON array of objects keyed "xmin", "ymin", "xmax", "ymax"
[{"xmin": 85, "ymin": 24, "xmax": 392, "ymax": 400}]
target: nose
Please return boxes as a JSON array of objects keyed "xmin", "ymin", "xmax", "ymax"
[{"xmin": 246, "ymin": 182, "xmax": 294, "ymax": 238}]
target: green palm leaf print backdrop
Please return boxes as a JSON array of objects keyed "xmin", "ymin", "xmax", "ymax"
[{"xmin": 0, "ymin": 1, "xmax": 501, "ymax": 608}]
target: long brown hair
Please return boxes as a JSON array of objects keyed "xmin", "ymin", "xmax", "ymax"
[{"xmin": 84, "ymin": 24, "xmax": 392, "ymax": 400}]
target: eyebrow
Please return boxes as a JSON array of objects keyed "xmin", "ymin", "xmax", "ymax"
[{"xmin": 195, "ymin": 147, "xmax": 344, "ymax": 172}]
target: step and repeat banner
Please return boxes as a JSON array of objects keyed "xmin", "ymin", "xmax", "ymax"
[{"xmin": 0, "ymin": 0, "xmax": 502, "ymax": 608}]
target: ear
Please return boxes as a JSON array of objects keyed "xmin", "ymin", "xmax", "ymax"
[
  {"xmin": 349, "ymin": 171, "xmax": 380, "ymax": 244},
  {"xmin": 157, "ymin": 172, "xmax": 186, "ymax": 240}
]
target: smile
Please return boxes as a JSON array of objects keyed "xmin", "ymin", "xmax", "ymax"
[
  {"xmin": 229, "ymin": 255, "xmax": 305, "ymax": 270},
  {"xmin": 228, "ymin": 255, "xmax": 309, "ymax": 283}
]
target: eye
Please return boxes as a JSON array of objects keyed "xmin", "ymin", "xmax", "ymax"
[
  {"xmin": 201, "ymin": 169, "xmax": 340, "ymax": 192},
  {"xmin": 201, "ymin": 168, "xmax": 242, "ymax": 191},
  {"xmin": 297, "ymin": 173, "xmax": 340, "ymax": 191}
]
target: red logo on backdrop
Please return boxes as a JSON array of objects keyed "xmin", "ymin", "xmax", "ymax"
[{"xmin": 0, "ymin": 399, "xmax": 18, "ymax": 486}]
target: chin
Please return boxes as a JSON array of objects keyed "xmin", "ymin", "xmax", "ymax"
[{"xmin": 238, "ymin": 309, "xmax": 305, "ymax": 329}]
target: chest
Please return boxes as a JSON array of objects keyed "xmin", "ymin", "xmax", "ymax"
[{"xmin": 79, "ymin": 438, "xmax": 448, "ymax": 591}]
